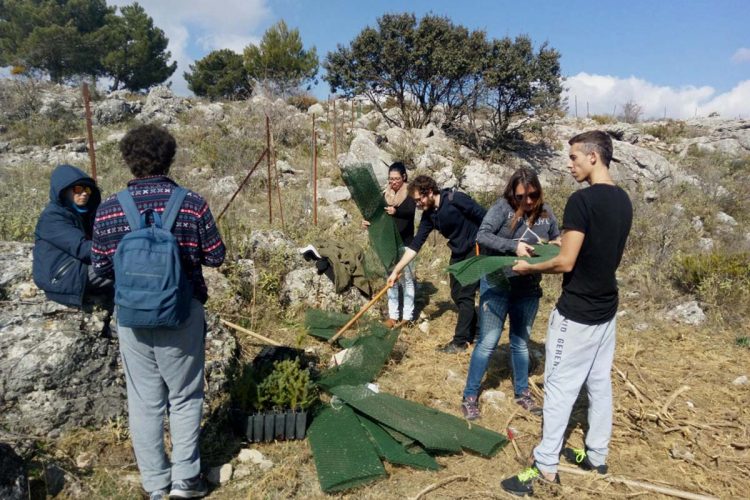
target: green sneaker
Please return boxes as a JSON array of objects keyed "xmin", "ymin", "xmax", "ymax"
[
  {"xmin": 562, "ymin": 447, "xmax": 608, "ymax": 474},
  {"xmin": 500, "ymin": 463, "xmax": 559, "ymax": 496}
]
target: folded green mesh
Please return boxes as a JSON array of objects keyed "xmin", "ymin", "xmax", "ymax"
[
  {"xmin": 316, "ymin": 324, "xmax": 399, "ymax": 391},
  {"xmin": 342, "ymin": 163, "xmax": 403, "ymax": 271},
  {"xmin": 447, "ymin": 244, "xmax": 561, "ymax": 286},
  {"xmin": 356, "ymin": 414, "xmax": 440, "ymax": 471},
  {"xmin": 307, "ymin": 405, "xmax": 386, "ymax": 492},
  {"xmin": 330, "ymin": 385, "xmax": 508, "ymax": 457},
  {"xmin": 305, "ymin": 309, "xmax": 353, "ymax": 340}
]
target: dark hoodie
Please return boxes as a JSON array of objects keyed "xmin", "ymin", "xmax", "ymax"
[{"xmin": 32, "ymin": 164, "xmax": 101, "ymax": 307}]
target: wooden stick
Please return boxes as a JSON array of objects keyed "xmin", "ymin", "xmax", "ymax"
[
  {"xmin": 312, "ymin": 114, "xmax": 318, "ymax": 226},
  {"xmin": 265, "ymin": 114, "xmax": 273, "ymax": 224},
  {"xmin": 659, "ymin": 385, "xmax": 690, "ymax": 420},
  {"xmin": 220, "ymin": 319, "xmax": 282, "ymax": 346},
  {"xmin": 81, "ymin": 82, "xmax": 97, "ymax": 181},
  {"xmin": 409, "ymin": 475, "xmax": 468, "ymax": 500},
  {"xmin": 269, "ymin": 125, "xmax": 285, "ymax": 230},
  {"xmin": 216, "ymin": 148, "xmax": 267, "ymax": 222},
  {"xmin": 328, "ymin": 280, "xmax": 393, "ymax": 344},
  {"xmin": 557, "ymin": 465, "xmax": 718, "ymax": 500}
]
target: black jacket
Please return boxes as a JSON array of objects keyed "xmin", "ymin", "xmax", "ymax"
[
  {"xmin": 32, "ymin": 165, "xmax": 101, "ymax": 307},
  {"xmin": 408, "ymin": 188, "xmax": 487, "ymax": 259}
]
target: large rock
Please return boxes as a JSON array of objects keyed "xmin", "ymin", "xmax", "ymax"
[
  {"xmin": 281, "ymin": 267, "xmax": 367, "ymax": 313},
  {"xmin": 138, "ymin": 85, "xmax": 190, "ymax": 124},
  {"xmin": 0, "ymin": 242, "xmax": 236, "ymax": 435},
  {"xmin": 94, "ymin": 97, "xmax": 133, "ymax": 125},
  {"xmin": 339, "ymin": 129, "xmax": 393, "ymax": 184}
]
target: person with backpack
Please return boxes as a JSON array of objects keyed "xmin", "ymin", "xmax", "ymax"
[
  {"xmin": 32, "ymin": 164, "xmax": 112, "ymax": 307},
  {"xmin": 387, "ymin": 175, "xmax": 486, "ymax": 353},
  {"xmin": 92, "ymin": 124, "xmax": 225, "ymax": 500}
]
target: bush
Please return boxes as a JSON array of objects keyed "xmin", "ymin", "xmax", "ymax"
[
  {"xmin": 286, "ymin": 93, "xmax": 318, "ymax": 111},
  {"xmin": 642, "ymin": 120, "xmax": 701, "ymax": 142},
  {"xmin": 231, "ymin": 358, "xmax": 317, "ymax": 412},
  {"xmin": 671, "ymin": 252, "xmax": 750, "ymax": 294},
  {"xmin": 590, "ymin": 114, "xmax": 616, "ymax": 125}
]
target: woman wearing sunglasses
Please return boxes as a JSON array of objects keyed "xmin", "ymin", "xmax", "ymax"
[
  {"xmin": 33, "ymin": 163, "xmax": 111, "ymax": 307},
  {"xmin": 461, "ymin": 168, "xmax": 560, "ymax": 420}
]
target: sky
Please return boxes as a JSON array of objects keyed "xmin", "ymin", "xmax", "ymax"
[{"xmin": 107, "ymin": 0, "xmax": 749, "ymax": 119}]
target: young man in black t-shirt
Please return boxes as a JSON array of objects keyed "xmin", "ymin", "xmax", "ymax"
[
  {"xmin": 501, "ymin": 130, "xmax": 633, "ymax": 496},
  {"xmin": 387, "ymin": 175, "xmax": 486, "ymax": 353}
]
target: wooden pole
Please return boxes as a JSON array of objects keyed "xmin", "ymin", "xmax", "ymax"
[
  {"xmin": 269, "ymin": 125, "xmax": 285, "ymax": 230},
  {"xmin": 350, "ymin": 100, "xmax": 354, "ymax": 132},
  {"xmin": 220, "ymin": 319, "xmax": 283, "ymax": 346},
  {"xmin": 265, "ymin": 115, "xmax": 273, "ymax": 225},
  {"xmin": 557, "ymin": 465, "xmax": 718, "ymax": 500},
  {"xmin": 81, "ymin": 83, "xmax": 97, "ymax": 181},
  {"xmin": 328, "ymin": 280, "xmax": 395, "ymax": 344},
  {"xmin": 332, "ymin": 98, "xmax": 337, "ymax": 163},
  {"xmin": 216, "ymin": 148, "xmax": 268, "ymax": 222},
  {"xmin": 574, "ymin": 95, "xmax": 578, "ymax": 118},
  {"xmin": 313, "ymin": 114, "xmax": 318, "ymax": 226}
]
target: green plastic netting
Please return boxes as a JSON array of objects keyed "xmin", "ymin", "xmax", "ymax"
[
  {"xmin": 316, "ymin": 323, "xmax": 399, "ymax": 390},
  {"xmin": 341, "ymin": 163, "xmax": 403, "ymax": 271},
  {"xmin": 307, "ymin": 405, "xmax": 386, "ymax": 492},
  {"xmin": 329, "ymin": 385, "xmax": 508, "ymax": 457},
  {"xmin": 356, "ymin": 414, "xmax": 440, "ymax": 471},
  {"xmin": 304, "ymin": 309, "xmax": 353, "ymax": 341},
  {"xmin": 447, "ymin": 244, "xmax": 561, "ymax": 286}
]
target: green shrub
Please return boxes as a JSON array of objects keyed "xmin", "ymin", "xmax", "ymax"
[
  {"xmin": 287, "ymin": 93, "xmax": 318, "ymax": 111},
  {"xmin": 231, "ymin": 358, "xmax": 317, "ymax": 412},
  {"xmin": 672, "ymin": 252, "xmax": 750, "ymax": 294},
  {"xmin": 642, "ymin": 120, "xmax": 701, "ymax": 142},
  {"xmin": 590, "ymin": 114, "xmax": 616, "ymax": 125}
]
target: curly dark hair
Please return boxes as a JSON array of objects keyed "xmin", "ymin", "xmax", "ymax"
[
  {"xmin": 119, "ymin": 124, "xmax": 177, "ymax": 177},
  {"xmin": 407, "ymin": 175, "xmax": 439, "ymax": 197}
]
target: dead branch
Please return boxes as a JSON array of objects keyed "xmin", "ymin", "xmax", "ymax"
[
  {"xmin": 409, "ymin": 475, "xmax": 468, "ymax": 500},
  {"xmin": 659, "ymin": 385, "xmax": 691, "ymax": 421}
]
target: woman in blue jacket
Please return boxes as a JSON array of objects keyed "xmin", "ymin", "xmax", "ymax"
[{"xmin": 33, "ymin": 164, "xmax": 110, "ymax": 307}]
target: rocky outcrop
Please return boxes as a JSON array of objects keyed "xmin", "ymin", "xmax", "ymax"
[
  {"xmin": 137, "ymin": 85, "xmax": 190, "ymax": 125},
  {"xmin": 0, "ymin": 242, "xmax": 236, "ymax": 436},
  {"xmin": 281, "ymin": 267, "xmax": 367, "ymax": 313}
]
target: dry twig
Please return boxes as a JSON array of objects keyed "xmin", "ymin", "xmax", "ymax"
[{"xmin": 409, "ymin": 475, "xmax": 469, "ymax": 500}]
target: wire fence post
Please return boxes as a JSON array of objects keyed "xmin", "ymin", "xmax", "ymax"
[
  {"xmin": 81, "ymin": 82, "xmax": 97, "ymax": 181},
  {"xmin": 312, "ymin": 114, "xmax": 318, "ymax": 226},
  {"xmin": 216, "ymin": 148, "xmax": 268, "ymax": 223},
  {"xmin": 332, "ymin": 98, "xmax": 338, "ymax": 164},
  {"xmin": 265, "ymin": 115, "xmax": 273, "ymax": 224},
  {"xmin": 269, "ymin": 119, "xmax": 285, "ymax": 230}
]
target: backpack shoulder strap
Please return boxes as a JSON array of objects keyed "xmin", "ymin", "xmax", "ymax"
[
  {"xmin": 116, "ymin": 189, "xmax": 142, "ymax": 230},
  {"xmin": 161, "ymin": 187, "xmax": 188, "ymax": 231}
]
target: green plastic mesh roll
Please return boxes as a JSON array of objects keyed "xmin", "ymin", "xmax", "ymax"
[
  {"xmin": 341, "ymin": 163, "xmax": 403, "ymax": 271},
  {"xmin": 316, "ymin": 323, "xmax": 399, "ymax": 391},
  {"xmin": 447, "ymin": 244, "xmax": 561, "ymax": 286},
  {"xmin": 357, "ymin": 414, "xmax": 440, "ymax": 471},
  {"xmin": 329, "ymin": 385, "xmax": 508, "ymax": 457},
  {"xmin": 304, "ymin": 309, "xmax": 353, "ymax": 340},
  {"xmin": 307, "ymin": 405, "xmax": 386, "ymax": 492}
]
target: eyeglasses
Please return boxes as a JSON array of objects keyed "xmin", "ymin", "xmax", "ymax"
[
  {"xmin": 388, "ymin": 177, "xmax": 403, "ymax": 182},
  {"xmin": 514, "ymin": 191, "xmax": 540, "ymax": 202},
  {"xmin": 72, "ymin": 185, "xmax": 92, "ymax": 195}
]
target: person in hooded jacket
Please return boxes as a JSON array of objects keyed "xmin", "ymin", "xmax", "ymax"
[{"xmin": 32, "ymin": 164, "xmax": 111, "ymax": 307}]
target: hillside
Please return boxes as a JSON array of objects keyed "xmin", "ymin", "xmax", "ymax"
[{"xmin": 1, "ymin": 81, "xmax": 749, "ymax": 499}]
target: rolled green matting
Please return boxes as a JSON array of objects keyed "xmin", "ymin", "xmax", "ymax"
[
  {"xmin": 447, "ymin": 244, "xmax": 561, "ymax": 286},
  {"xmin": 304, "ymin": 309, "xmax": 352, "ymax": 340},
  {"xmin": 356, "ymin": 414, "xmax": 440, "ymax": 471},
  {"xmin": 316, "ymin": 324, "xmax": 399, "ymax": 391},
  {"xmin": 341, "ymin": 163, "xmax": 403, "ymax": 271},
  {"xmin": 307, "ymin": 405, "xmax": 386, "ymax": 492},
  {"xmin": 329, "ymin": 385, "xmax": 508, "ymax": 457}
]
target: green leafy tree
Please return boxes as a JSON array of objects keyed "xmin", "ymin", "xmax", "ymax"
[
  {"xmin": 184, "ymin": 49, "xmax": 251, "ymax": 100},
  {"xmin": 0, "ymin": 0, "xmax": 113, "ymax": 81},
  {"xmin": 99, "ymin": 2, "xmax": 176, "ymax": 91},
  {"xmin": 243, "ymin": 20, "xmax": 318, "ymax": 95},
  {"xmin": 324, "ymin": 13, "xmax": 489, "ymax": 129}
]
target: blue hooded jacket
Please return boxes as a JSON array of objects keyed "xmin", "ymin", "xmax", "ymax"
[{"xmin": 32, "ymin": 164, "xmax": 102, "ymax": 307}]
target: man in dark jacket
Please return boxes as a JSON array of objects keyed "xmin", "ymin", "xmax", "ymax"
[
  {"xmin": 387, "ymin": 175, "xmax": 487, "ymax": 353},
  {"xmin": 32, "ymin": 164, "xmax": 111, "ymax": 307}
]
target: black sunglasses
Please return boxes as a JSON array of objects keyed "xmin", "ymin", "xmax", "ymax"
[{"xmin": 514, "ymin": 191, "xmax": 540, "ymax": 202}]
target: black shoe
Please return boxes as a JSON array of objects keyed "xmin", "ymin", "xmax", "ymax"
[
  {"xmin": 437, "ymin": 341, "xmax": 468, "ymax": 354},
  {"xmin": 169, "ymin": 475, "xmax": 208, "ymax": 498},
  {"xmin": 500, "ymin": 463, "xmax": 559, "ymax": 496},
  {"xmin": 562, "ymin": 447, "xmax": 608, "ymax": 474}
]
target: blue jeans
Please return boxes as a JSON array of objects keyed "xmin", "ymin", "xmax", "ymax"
[{"xmin": 463, "ymin": 277, "xmax": 539, "ymax": 399}]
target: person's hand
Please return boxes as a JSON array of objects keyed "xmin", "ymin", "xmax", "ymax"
[
  {"xmin": 387, "ymin": 271, "xmax": 399, "ymax": 287},
  {"xmin": 515, "ymin": 241, "xmax": 535, "ymax": 257},
  {"xmin": 361, "ymin": 220, "xmax": 371, "ymax": 229},
  {"xmin": 384, "ymin": 206, "xmax": 396, "ymax": 215},
  {"xmin": 513, "ymin": 260, "xmax": 533, "ymax": 275}
]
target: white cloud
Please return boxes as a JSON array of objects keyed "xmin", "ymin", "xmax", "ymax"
[
  {"xmin": 731, "ymin": 47, "xmax": 750, "ymax": 64},
  {"xmin": 109, "ymin": 0, "xmax": 271, "ymax": 95},
  {"xmin": 564, "ymin": 72, "xmax": 750, "ymax": 120}
]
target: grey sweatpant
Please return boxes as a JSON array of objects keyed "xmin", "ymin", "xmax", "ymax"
[
  {"xmin": 117, "ymin": 299, "xmax": 205, "ymax": 492},
  {"xmin": 533, "ymin": 308, "xmax": 616, "ymax": 474}
]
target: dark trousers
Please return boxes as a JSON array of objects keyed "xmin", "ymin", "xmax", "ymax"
[{"xmin": 449, "ymin": 255, "xmax": 479, "ymax": 345}]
